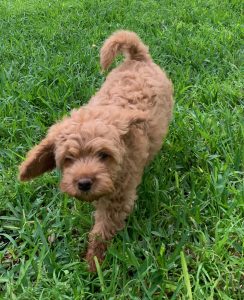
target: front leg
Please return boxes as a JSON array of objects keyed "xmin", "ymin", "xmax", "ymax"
[{"xmin": 86, "ymin": 191, "xmax": 136, "ymax": 272}]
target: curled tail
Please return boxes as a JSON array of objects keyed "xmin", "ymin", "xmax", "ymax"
[{"xmin": 100, "ymin": 30, "xmax": 151, "ymax": 70}]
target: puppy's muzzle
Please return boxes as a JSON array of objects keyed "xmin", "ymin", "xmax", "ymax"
[{"xmin": 78, "ymin": 178, "xmax": 93, "ymax": 192}]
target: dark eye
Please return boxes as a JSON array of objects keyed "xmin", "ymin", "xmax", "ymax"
[
  {"xmin": 98, "ymin": 152, "xmax": 110, "ymax": 161},
  {"xmin": 64, "ymin": 156, "xmax": 75, "ymax": 164}
]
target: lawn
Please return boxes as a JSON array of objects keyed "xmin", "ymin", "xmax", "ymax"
[{"xmin": 0, "ymin": 0, "xmax": 243, "ymax": 299}]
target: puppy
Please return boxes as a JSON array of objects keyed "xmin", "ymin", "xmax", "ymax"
[{"xmin": 19, "ymin": 31, "xmax": 174, "ymax": 271}]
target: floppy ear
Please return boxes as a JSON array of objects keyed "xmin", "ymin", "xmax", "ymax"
[
  {"xmin": 115, "ymin": 110, "xmax": 148, "ymax": 135},
  {"xmin": 19, "ymin": 137, "xmax": 56, "ymax": 181}
]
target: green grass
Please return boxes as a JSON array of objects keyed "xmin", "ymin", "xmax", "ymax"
[{"xmin": 0, "ymin": 0, "xmax": 243, "ymax": 299}]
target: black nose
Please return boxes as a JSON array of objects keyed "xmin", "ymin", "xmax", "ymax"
[{"xmin": 78, "ymin": 178, "xmax": 93, "ymax": 191}]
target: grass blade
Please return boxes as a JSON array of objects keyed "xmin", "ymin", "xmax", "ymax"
[
  {"xmin": 94, "ymin": 256, "xmax": 105, "ymax": 293},
  {"xmin": 180, "ymin": 251, "xmax": 193, "ymax": 300}
]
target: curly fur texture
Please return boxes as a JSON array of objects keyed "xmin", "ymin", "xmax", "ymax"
[{"xmin": 19, "ymin": 30, "xmax": 174, "ymax": 272}]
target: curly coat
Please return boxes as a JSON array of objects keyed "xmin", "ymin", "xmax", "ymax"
[{"xmin": 19, "ymin": 30, "xmax": 174, "ymax": 271}]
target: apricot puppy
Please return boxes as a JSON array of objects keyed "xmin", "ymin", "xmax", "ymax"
[{"xmin": 19, "ymin": 31, "xmax": 174, "ymax": 271}]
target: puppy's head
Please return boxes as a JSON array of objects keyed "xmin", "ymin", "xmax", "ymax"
[{"xmin": 19, "ymin": 107, "xmax": 147, "ymax": 202}]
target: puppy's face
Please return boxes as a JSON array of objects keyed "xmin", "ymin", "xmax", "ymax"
[
  {"xmin": 19, "ymin": 107, "xmax": 147, "ymax": 202},
  {"xmin": 56, "ymin": 120, "xmax": 123, "ymax": 201}
]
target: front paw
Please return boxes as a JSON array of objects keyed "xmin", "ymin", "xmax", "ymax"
[{"xmin": 86, "ymin": 239, "xmax": 107, "ymax": 272}]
